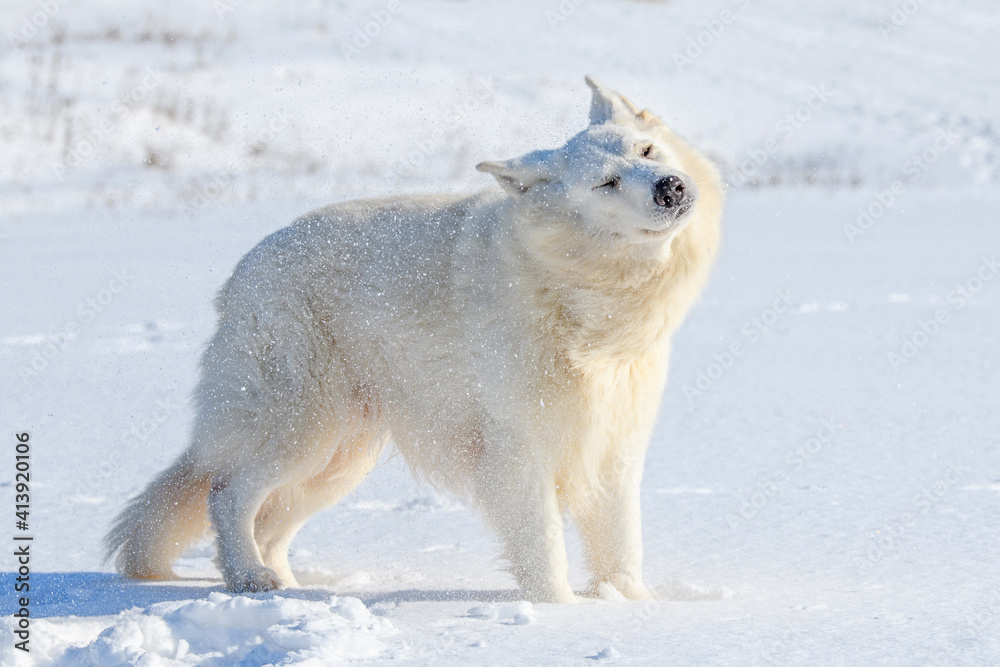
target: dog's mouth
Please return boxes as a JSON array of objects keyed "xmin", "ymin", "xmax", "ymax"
[
  {"xmin": 673, "ymin": 201, "xmax": 693, "ymax": 219},
  {"xmin": 639, "ymin": 227, "xmax": 671, "ymax": 238},
  {"xmin": 640, "ymin": 202, "xmax": 693, "ymax": 237}
]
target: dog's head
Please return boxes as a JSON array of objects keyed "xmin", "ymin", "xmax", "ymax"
[{"xmin": 478, "ymin": 76, "xmax": 713, "ymax": 247}]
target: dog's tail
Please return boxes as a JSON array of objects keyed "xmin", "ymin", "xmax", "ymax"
[{"xmin": 103, "ymin": 454, "xmax": 212, "ymax": 580}]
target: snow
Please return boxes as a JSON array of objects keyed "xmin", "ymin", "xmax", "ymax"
[
  {"xmin": 4, "ymin": 592, "xmax": 395, "ymax": 665},
  {"xmin": 1, "ymin": 0, "xmax": 998, "ymax": 664}
]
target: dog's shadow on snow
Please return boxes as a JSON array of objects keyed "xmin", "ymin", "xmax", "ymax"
[
  {"xmin": 0, "ymin": 572, "xmax": 522, "ymax": 618},
  {"xmin": 0, "ymin": 572, "xmax": 231, "ymax": 618},
  {"xmin": 362, "ymin": 588, "xmax": 523, "ymax": 605}
]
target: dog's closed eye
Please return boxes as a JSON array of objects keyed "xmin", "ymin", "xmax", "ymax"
[{"xmin": 594, "ymin": 176, "xmax": 621, "ymax": 190}]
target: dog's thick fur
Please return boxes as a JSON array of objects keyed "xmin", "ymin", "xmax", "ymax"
[{"xmin": 105, "ymin": 77, "xmax": 723, "ymax": 603}]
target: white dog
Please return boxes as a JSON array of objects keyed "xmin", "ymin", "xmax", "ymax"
[{"xmin": 105, "ymin": 76, "xmax": 723, "ymax": 603}]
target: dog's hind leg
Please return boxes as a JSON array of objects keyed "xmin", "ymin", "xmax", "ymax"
[
  {"xmin": 207, "ymin": 410, "xmax": 343, "ymax": 593},
  {"xmin": 254, "ymin": 431, "xmax": 387, "ymax": 586},
  {"xmin": 209, "ymin": 463, "xmax": 289, "ymax": 593}
]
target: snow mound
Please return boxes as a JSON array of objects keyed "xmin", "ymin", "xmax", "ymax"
[
  {"xmin": 7, "ymin": 593, "xmax": 396, "ymax": 666},
  {"xmin": 589, "ymin": 646, "xmax": 621, "ymax": 660},
  {"xmin": 467, "ymin": 601, "xmax": 535, "ymax": 625},
  {"xmin": 652, "ymin": 580, "xmax": 734, "ymax": 602}
]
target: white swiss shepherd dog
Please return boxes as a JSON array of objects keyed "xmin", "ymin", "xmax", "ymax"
[{"xmin": 106, "ymin": 76, "xmax": 723, "ymax": 603}]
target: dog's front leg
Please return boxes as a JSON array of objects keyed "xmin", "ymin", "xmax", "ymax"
[
  {"xmin": 574, "ymin": 450, "xmax": 652, "ymax": 600},
  {"xmin": 475, "ymin": 449, "xmax": 577, "ymax": 603}
]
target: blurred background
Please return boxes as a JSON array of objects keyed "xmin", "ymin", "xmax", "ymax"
[{"xmin": 1, "ymin": 0, "xmax": 995, "ymax": 215}]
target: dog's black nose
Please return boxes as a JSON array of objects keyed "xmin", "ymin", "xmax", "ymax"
[{"xmin": 653, "ymin": 176, "xmax": 686, "ymax": 208}]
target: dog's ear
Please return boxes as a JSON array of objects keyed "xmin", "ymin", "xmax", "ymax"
[
  {"xmin": 476, "ymin": 151, "xmax": 552, "ymax": 197},
  {"xmin": 585, "ymin": 75, "xmax": 670, "ymax": 131},
  {"xmin": 585, "ymin": 75, "xmax": 641, "ymax": 126},
  {"xmin": 637, "ymin": 109, "xmax": 663, "ymax": 126}
]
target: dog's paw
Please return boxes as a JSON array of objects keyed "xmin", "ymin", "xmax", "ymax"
[
  {"xmin": 227, "ymin": 566, "xmax": 283, "ymax": 594},
  {"xmin": 523, "ymin": 581, "xmax": 579, "ymax": 604},
  {"xmin": 618, "ymin": 583, "xmax": 653, "ymax": 601},
  {"xmin": 529, "ymin": 591, "xmax": 581, "ymax": 604},
  {"xmin": 587, "ymin": 577, "xmax": 653, "ymax": 601}
]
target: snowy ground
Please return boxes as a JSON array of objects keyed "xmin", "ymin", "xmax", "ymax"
[{"xmin": 1, "ymin": 0, "xmax": 998, "ymax": 664}]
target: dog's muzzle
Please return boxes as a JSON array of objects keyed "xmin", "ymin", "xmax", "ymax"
[{"xmin": 653, "ymin": 175, "xmax": 695, "ymax": 216}]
